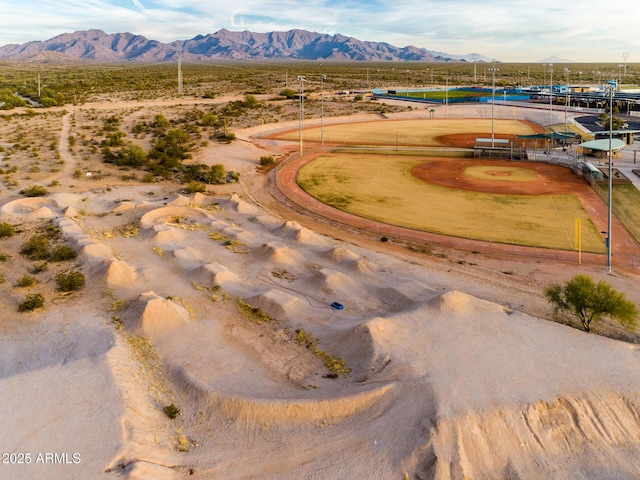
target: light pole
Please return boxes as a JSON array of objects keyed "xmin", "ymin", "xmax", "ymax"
[
  {"xmin": 298, "ymin": 75, "xmax": 306, "ymax": 157},
  {"xmin": 548, "ymin": 66, "xmax": 553, "ymax": 122},
  {"xmin": 320, "ymin": 74, "xmax": 326, "ymax": 147},
  {"xmin": 606, "ymin": 79, "xmax": 617, "ymax": 272},
  {"xmin": 489, "ymin": 66, "xmax": 499, "ymax": 147},
  {"xmin": 445, "ymin": 76, "xmax": 449, "ymax": 115}
]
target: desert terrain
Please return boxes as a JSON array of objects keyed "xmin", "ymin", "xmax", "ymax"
[{"xmin": 1, "ymin": 97, "xmax": 640, "ymax": 480}]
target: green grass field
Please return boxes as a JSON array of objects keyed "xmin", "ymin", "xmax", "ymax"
[{"xmin": 297, "ymin": 153, "xmax": 606, "ymax": 252}]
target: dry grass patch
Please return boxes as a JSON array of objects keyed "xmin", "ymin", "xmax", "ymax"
[{"xmin": 298, "ymin": 153, "xmax": 605, "ymax": 252}]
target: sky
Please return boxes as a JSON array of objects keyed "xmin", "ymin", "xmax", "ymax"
[{"xmin": 0, "ymin": 0, "xmax": 637, "ymax": 63}]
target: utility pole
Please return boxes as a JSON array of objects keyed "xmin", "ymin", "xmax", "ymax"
[
  {"xmin": 297, "ymin": 75, "xmax": 306, "ymax": 157},
  {"xmin": 177, "ymin": 45, "xmax": 183, "ymax": 95}
]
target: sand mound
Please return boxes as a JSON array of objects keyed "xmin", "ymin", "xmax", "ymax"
[
  {"xmin": 324, "ymin": 246, "xmax": 360, "ymax": 262},
  {"xmin": 306, "ymin": 268, "xmax": 357, "ymax": 295},
  {"xmin": 104, "ymin": 259, "xmax": 138, "ymax": 288},
  {"xmin": 343, "ymin": 317, "xmax": 396, "ymax": 381},
  {"xmin": 256, "ymin": 242, "xmax": 302, "ymax": 264},
  {"xmin": 244, "ymin": 289, "xmax": 304, "ymax": 319},
  {"xmin": 229, "ymin": 193, "xmax": 259, "ymax": 214},
  {"xmin": 80, "ymin": 241, "xmax": 114, "ymax": 264},
  {"xmin": 62, "ymin": 205, "xmax": 79, "ymax": 217},
  {"xmin": 25, "ymin": 206, "xmax": 55, "ymax": 219},
  {"xmin": 112, "ymin": 201, "xmax": 139, "ymax": 213},
  {"xmin": 150, "ymin": 224, "xmax": 188, "ymax": 247},
  {"xmin": 192, "ymin": 192, "xmax": 210, "ymax": 205},
  {"xmin": 352, "ymin": 257, "xmax": 376, "ymax": 273},
  {"xmin": 121, "ymin": 291, "xmax": 190, "ymax": 337},
  {"xmin": 139, "ymin": 206, "xmax": 213, "ymax": 229},
  {"xmin": 209, "ymin": 219, "xmax": 231, "ymax": 231},
  {"xmin": 54, "ymin": 217, "xmax": 84, "ymax": 235},
  {"xmin": 422, "ymin": 390, "xmax": 640, "ymax": 479},
  {"xmin": 223, "ymin": 226, "xmax": 256, "ymax": 244},
  {"xmin": 166, "ymin": 194, "xmax": 191, "ymax": 206},
  {"xmin": 274, "ymin": 220, "xmax": 302, "ymax": 237},
  {"xmin": 273, "ymin": 219, "xmax": 322, "ymax": 244},
  {"xmin": 295, "ymin": 226, "xmax": 323, "ymax": 244},
  {"xmin": 0, "ymin": 197, "xmax": 59, "ymax": 216},
  {"xmin": 172, "ymin": 246, "xmax": 206, "ymax": 269},
  {"xmin": 172, "ymin": 366, "xmax": 396, "ymax": 424},
  {"xmin": 194, "ymin": 262, "xmax": 240, "ymax": 286},
  {"xmin": 429, "ymin": 289, "xmax": 508, "ymax": 317},
  {"xmin": 377, "ymin": 281, "xmax": 432, "ymax": 310}
]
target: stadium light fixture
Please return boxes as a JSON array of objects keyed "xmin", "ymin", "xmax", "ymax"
[
  {"xmin": 488, "ymin": 65, "xmax": 499, "ymax": 147},
  {"xmin": 606, "ymin": 79, "xmax": 617, "ymax": 271},
  {"xmin": 298, "ymin": 75, "xmax": 306, "ymax": 156},
  {"xmin": 320, "ymin": 75, "xmax": 326, "ymax": 146}
]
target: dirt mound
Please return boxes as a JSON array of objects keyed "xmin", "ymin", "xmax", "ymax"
[
  {"xmin": 194, "ymin": 262, "xmax": 240, "ymax": 286},
  {"xmin": 244, "ymin": 289, "xmax": 305, "ymax": 320},
  {"xmin": 421, "ymin": 390, "xmax": 640, "ymax": 479},
  {"xmin": 172, "ymin": 366, "xmax": 396, "ymax": 424},
  {"xmin": 0, "ymin": 197, "xmax": 59, "ymax": 216},
  {"xmin": 222, "ymin": 226, "xmax": 256, "ymax": 245},
  {"xmin": 151, "ymin": 224, "xmax": 189, "ymax": 247},
  {"xmin": 121, "ymin": 291, "xmax": 190, "ymax": 337},
  {"xmin": 229, "ymin": 193, "xmax": 260, "ymax": 214},
  {"xmin": 377, "ymin": 281, "xmax": 432, "ymax": 310},
  {"xmin": 166, "ymin": 194, "xmax": 191, "ymax": 206},
  {"xmin": 343, "ymin": 316, "xmax": 396, "ymax": 382},
  {"xmin": 139, "ymin": 206, "xmax": 213, "ymax": 229},
  {"xmin": 104, "ymin": 259, "xmax": 138, "ymax": 288},
  {"xmin": 324, "ymin": 246, "xmax": 360, "ymax": 262},
  {"xmin": 256, "ymin": 242, "xmax": 302, "ymax": 264},
  {"xmin": 306, "ymin": 268, "xmax": 357, "ymax": 295},
  {"xmin": 172, "ymin": 246, "xmax": 206, "ymax": 269},
  {"xmin": 428, "ymin": 289, "xmax": 508, "ymax": 317}
]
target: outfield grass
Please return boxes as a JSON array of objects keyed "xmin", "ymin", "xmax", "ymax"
[
  {"xmin": 297, "ymin": 154, "xmax": 605, "ymax": 252},
  {"xmin": 272, "ymin": 118, "xmax": 539, "ymax": 146}
]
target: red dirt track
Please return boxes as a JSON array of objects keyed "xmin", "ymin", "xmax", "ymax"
[{"xmin": 412, "ymin": 159, "xmax": 590, "ymax": 195}]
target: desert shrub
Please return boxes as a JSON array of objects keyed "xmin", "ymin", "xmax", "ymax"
[
  {"xmin": 259, "ymin": 156, "xmax": 274, "ymax": 166},
  {"xmin": 0, "ymin": 222, "xmax": 15, "ymax": 238},
  {"xmin": 17, "ymin": 275, "xmax": 37, "ymax": 287},
  {"xmin": 279, "ymin": 88, "xmax": 296, "ymax": 99},
  {"xmin": 163, "ymin": 404, "xmax": 181, "ymax": 419},
  {"xmin": 184, "ymin": 181, "xmax": 206, "ymax": 194},
  {"xmin": 20, "ymin": 235, "xmax": 50, "ymax": 260},
  {"xmin": 50, "ymin": 245, "xmax": 77, "ymax": 262},
  {"xmin": 18, "ymin": 293, "xmax": 45, "ymax": 312},
  {"xmin": 20, "ymin": 184, "xmax": 48, "ymax": 197},
  {"xmin": 32, "ymin": 261, "xmax": 49, "ymax": 273},
  {"xmin": 56, "ymin": 271, "xmax": 85, "ymax": 292}
]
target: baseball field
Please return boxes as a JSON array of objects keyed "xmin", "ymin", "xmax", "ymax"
[{"xmin": 270, "ymin": 117, "xmax": 607, "ymax": 253}]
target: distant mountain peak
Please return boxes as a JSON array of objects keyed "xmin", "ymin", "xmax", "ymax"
[
  {"xmin": 537, "ymin": 55, "xmax": 575, "ymax": 64},
  {"xmin": 0, "ymin": 28, "xmax": 479, "ymax": 63}
]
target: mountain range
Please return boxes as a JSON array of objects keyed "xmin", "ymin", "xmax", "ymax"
[{"xmin": 0, "ymin": 29, "xmax": 488, "ymax": 63}]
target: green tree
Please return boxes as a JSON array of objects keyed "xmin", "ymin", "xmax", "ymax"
[{"xmin": 544, "ymin": 274, "xmax": 638, "ymax": 332}]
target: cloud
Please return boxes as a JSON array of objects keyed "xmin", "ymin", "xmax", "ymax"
[{"xmin": 0, "ymin": 0, "xmax": 638, "ymax": 62}]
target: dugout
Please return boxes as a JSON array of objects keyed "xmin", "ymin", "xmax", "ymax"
[
  {"xmin": 473, "ymin": 138, "xmax": 527, "ymax": 160},
  {"xmin": 582, "ymin": 162, "xmax": 604, "ymax": 181}
]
